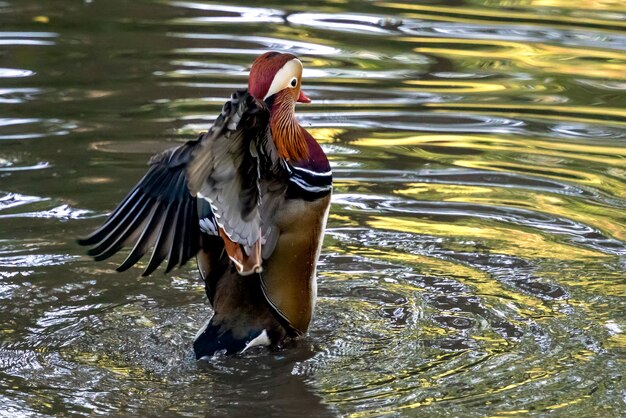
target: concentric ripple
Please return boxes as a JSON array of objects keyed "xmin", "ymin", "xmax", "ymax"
[{"xmin": 0, "ymin": 0, "xmax": 624, "ymax": 416}]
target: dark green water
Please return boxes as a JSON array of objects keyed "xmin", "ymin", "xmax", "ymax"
[{"xmin": 1, "ymin": 0, "xmax": 625, "ymax": 416}]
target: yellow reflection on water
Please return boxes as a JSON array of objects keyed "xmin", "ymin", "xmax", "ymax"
[
  {"xmin": 424, "ymin": 103, "xmax": 626, "ymax": 125},
  {"xmin": 604, "ymin": 333, "xmax": 626, "ymax": 350},
  {"xmin": 403, "ymin": 79, "xmax": 507, "ymax": 93},
  {"xmin": 397, "ymin": 36, "xmax": 626, "ymax": 80},
  {"xmin": 349, "ymin": 353, "xmax": 563, "ymax": 416},
  {"xmin": 377, "ymin": 2, "xmax": 626, "ymax": 29},
  {"xmin": 454, "ymin": 159, "xmax": 626, "ymax": 195},
  {"xmin": 348, "ymin": 236, "xmax": 555, "ymax": 317},
  {"xmin": 369, "ymin": 216, "xmax": 607, "ymax": 260},
  {"xmin": 430, "ymin": 108, "xmax": 626, "ymax": 129},
  {"xmin": 354, "ymin": 133, "xmax": 626, "ymax": 201},
  {"xmin": 355, "ymin": 134, "xmax": 626, "ymax": 161},
  {"xmin": 543, "ymin": 269, "xmax": 626, "ymax": 295},
  {"xmin": 307, "ymin": 128, "xmax": 346, "ymax": 143},
  {"xmin": 70, "ymin": 351, "xmax": 154, "ymax": 380},
  {"xmin": 472, "ymin": 334, "xmax": 517, "ymax": 355},
  {"xmin": 516, "ymin": 0, "xmax": 626, "ymax": 12},
  {"xmin": 396, "ymin": 183, "xmax": 494, "ymax": 197},
  {"xmin": 328, "ymin": 213, "xmax": 359, "ymax": 227},
  {"xmin": 391, "ymin": 180, "xmax": 626, "ymax": 242},
  {"xmin": 540, "ymin": 397, "xmax": 588, "ymax": 413}
]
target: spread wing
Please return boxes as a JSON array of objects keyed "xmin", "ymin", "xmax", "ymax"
[
  {"xmin": 77, "ymin": 139, "xmax": 205, "ymax": 276},
  {"xmin": 79, "ymin": 89, "xmax": 287, "ymax": 276},
  {"xmin": 187, "ymin": 90, "xmax": 287, "ymax": 275}
]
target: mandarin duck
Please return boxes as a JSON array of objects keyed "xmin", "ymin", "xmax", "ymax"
[{"xmin": 79, "ymin": 52, "xmax": 332, "ymax": 360}]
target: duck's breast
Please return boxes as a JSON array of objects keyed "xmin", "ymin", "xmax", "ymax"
[{"xmin": 260, "ymin": 194, "xmax": 331, "ymax": 333}]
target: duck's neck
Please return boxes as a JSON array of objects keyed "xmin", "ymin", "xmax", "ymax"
[{"xmin": 269, "ymin": 97, "xmax": 309, "ymax": 162}]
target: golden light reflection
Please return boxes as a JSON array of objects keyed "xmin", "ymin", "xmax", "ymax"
[
  {"xmin": 308, "ymin": 58, "xmax": 338, "ymax": 68},
  {"xmin": 392, "ymin": 181, "xmax": 626, "ymax": 242},
  {"xmin": 458, "ymin": 159, "xmax": 626, "ymax": 201},
  {"xmin": 396, "ymin": 183, "xmax": 494, "ymax": 197},
  {"xmin": 572, "ymin": 348, "xmax": 595, "ymax": 361},
  {"xmin": 355, "ymin": 357, "xmax": 561, "ymax": 416},
  {"xmin": 354, "ymin": 133, "xmax": 626, "ymax": 202},
  {"xmin": 472, "ymin": 334, "xmax": 518, "ymax": 354},
  {"xmin": 333, "ymin": 179, "xmax": 381, "ymax": 190},
  {"xmin": 541, "ymin": 397, "xmax": 588, "ymax": 412},
  {"xmin": 403, "ymin": 79, "xmax": 508, "ymax": 93},
  {"xmin": 354, "ymin": 133, "xmax": 626, "ymax": 160},
  {"xmin": 400, "ymin": 36, "xmax": 626, "ymax": 62},
  {"xmin": 424, "ymin": 103, "xmax": 626, "ymax": 124},
  {"xmin": 346, "ymin": 238, "xmax": 555, "ymax": 317},
  {"xmin": 320, "ymin": 78, "xmax": 379, "ymax": 85},
  {"xmin": 78, "ymin": 177, "xmax": 113, "ymax": 184},
  {"xmin": 396, "ymin": 36, "xmax": 626, "ymax": 81},
  {"xmin": 428, "ymin": 353, "xmax": 491, "ymax": 380},
  {"xmin": 306, "ymin": 128, "xmax": 346, "ymax": 143},
  {"xmin": 369, "ymin": 215, "xmax": 608, "ymax": 260},
  {"xmin": 328, "ymin": 213, "xmax": 359, "ymax": 226},
  {"xmin": 511, "ymin": 0, "xmax": 625, "ymax": 12},
  {"xmin": 377, "ymin": 3, "xmax": 626, "ymax": 30},
  {"xmin": 418, "ymin": 325, "xmax": 449, "ymax": 337},
  {"xmin": 603, "ymin": 333, "xmax": 626, "ymax": 350},
  {"xmin": 70, "ymin": 351, "xmax": 153, "ymax": 380},
  {"xmin": 434, "ymin": 108, "xmax": 626, "ymax": 129},
  {"xmin": 542, "ymin": 270, "xmax": 626, "ymax": 295},
  {"xmin": 32, "ymin": 16, "xmax": 50, "ymax": 24},
  {"xmin": 487, "ymin": 410, "xmax": 532, "ymax": 417}
]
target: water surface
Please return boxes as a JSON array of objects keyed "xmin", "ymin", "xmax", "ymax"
[{"xmin": 1, "ymin": 0, "xmax": 625, "ymax": 416}]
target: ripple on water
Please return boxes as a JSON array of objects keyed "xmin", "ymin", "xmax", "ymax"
[
  {"xmin": 0, "ymin": 31, "xmax": 57, "ymax": 46},
  {"xmin": 309, "ymin": 220, "xmax": 619, "ymax": 414},
  {"xmin": 1, "ymin": 0, "xmax": 625, "ymax": 416},
  {"xmin": 168, "ymin": 33, "xmax": 341, "ymax": 56},
  {"xmin": 0, "ymin": 88, "xmax": 43, "ymax": 104},
  {"xmin": 333, "ymin": 192, "xmax": 626, "ymax": 256},
  {"xmin": 398, "ymin": 20, "xmax": 626, "ymax": 51},
  {"xmin": 287, "ymin": 13, "xmax": 399, "ymax": 35},
  {"xmin": 0, "ymin": 68, "xmax": 34, "ymax": 78},
  {"xmin": 166, "ymin": 1, "xmax": 283, "ymax": 24},
  {"xmin": 0, "ymin": 118, "xmax": 78, "ymax": 140},
  {"xmin": 0, "ymin": 191, "xmax": 91, "ymax": 220},
  {"xmin": 0, "ymin": 192, "xmax": 44, "ymax": 211}
]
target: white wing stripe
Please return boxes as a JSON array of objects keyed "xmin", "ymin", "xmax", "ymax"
[
  {"xmin": 290, "ymin": 166, "xmax": 332, "ymax": 177},
  {"xmin": 289, "ymin": 176, "xmax": 332, "ymax": 193}
]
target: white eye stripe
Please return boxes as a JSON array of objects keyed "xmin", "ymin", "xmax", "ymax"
[{"xmin": 263, "ymin": 59, "xmax": 303, "ymax": 100}]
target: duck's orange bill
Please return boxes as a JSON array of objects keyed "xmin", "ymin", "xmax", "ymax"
[{"xmin": 297, "ymin": 90, "xmax": 311, "ymax": 103}]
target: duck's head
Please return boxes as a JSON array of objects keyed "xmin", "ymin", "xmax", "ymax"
[
  {"xmin": 248, "ymin": 52, "xmax": 311, "ymax": 106},
  {"xmin": 248, "ymin": 52, "xmax": 311, "ymax": 162}
]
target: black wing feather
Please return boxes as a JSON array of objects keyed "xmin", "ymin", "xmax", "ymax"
[
  {"xmin": 141, "ymin": 200, "xmax": 176, "ymax": 276},
  {"xmin": 182, "ymin": 198, "xmax": 200, "ymax": 264},
  {"xmin": 79, "ymin": 89, "xmax": 288, "ymax": 277},
  {"xmin": 164, "ymin": 199, "xmax": 185, "ymax": 273},
  {"xmin": 88, "ymin": 195, "xmax": 153, "ymax": 260},
  {"xmin": 78, "ymin": 138, "xmax": 205, "ymax": 273},
  {"xmin": 79, "ymin": 187, "xmax": 143, "ymax": 247},
  {"xmin": 116, "ymin": 202, "xmax": 165, "ymax": 272}
]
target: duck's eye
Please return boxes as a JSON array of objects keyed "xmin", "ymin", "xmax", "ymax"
[{"xmin": 290, "ymin": 77, "xmax": 297, "ymax": 88}]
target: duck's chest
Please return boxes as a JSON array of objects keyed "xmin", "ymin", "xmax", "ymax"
[
  {"xmin": 260, "ymin": 194, "xmax": 331, "ymax": 333},
  {"xmin": 275, "ymin": 195, "xmax": 331, "ymax": 235}
]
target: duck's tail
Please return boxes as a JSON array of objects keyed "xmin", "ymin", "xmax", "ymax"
[{"xmin": 193, "ymin": 315, "xmax": 272, "ymax": 359}]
